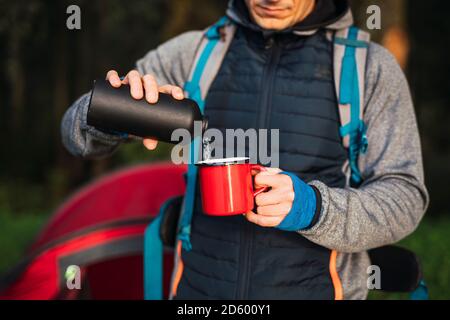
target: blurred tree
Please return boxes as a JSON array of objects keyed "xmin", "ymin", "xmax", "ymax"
[
  {"xmin": 1, "ymin": 2, "xmax": 41, "ymax": 134},
  {"xmin": 408, "ymin": 0, "xmax": 450, "ymax": 215},
  {"xmin": 351, "ymin": 0, "xmax": 410, "ymax": 68},
  {"xmin": 162, "ymin": 0, "xmax": 227, "ymax": 39},
  {"xmin": 0, "ymin": 0, "xmax": 170, "ymax": 212}
]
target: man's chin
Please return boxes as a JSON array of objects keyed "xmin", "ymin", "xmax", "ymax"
[{"xmin": 254, "ymin": 18, "xmax": 292, "ymax": 31}]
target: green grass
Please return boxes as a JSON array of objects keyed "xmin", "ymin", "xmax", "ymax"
[
  {"xmin": 0, "ymin": 211, "xmax": 48, "ymax": 274},
  {"xmin": 369, "ymin": 217, "xmax": 450, "ymax": 300},
  {"xmin": 0, "ymin": 210, "xmax": 449, "ymax": 299}
]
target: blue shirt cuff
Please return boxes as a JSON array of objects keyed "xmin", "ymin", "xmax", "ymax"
[{"xmin": 276, "ymin": 172, "xmax": 319, "ymax": 232}]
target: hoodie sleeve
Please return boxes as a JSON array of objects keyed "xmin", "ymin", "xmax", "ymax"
[
  {"xmin": 299, "ymin": 43, "xmax": 429, "ymax": 253},
  {"xmin": 61, "ymin": 31, "xmax": 203, "ymax": 159}
]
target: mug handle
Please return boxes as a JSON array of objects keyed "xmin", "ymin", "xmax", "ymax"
[{"xmin": 251, "ymin": 164, "xmax": 269, "ymax": 197}]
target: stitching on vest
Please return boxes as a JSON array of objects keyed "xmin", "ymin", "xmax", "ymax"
[
  {"xmin": 254, "ymin": 269, "xmax": 331, "ymax": 288},
  {"xmin": 279, "ymin": 58, "xmax": 331, "ymax": 66},
  {"xmin": 254, "ymin": 280, "xmax": 331, "ymax": 289},
  {"xmin": 262, "ymin": 269, "xmax": 329, "ymax": 283},
  {"xmin": 279, "ymin": 148, "xmax": 345, "ymax": 161},
  {"xmin": 183, "ymin": 263, "xmax": 236, "ymax": 284},
  {"xmin": 274, "ymin": 91, "xmax": 337, "ymax": 103},
  {"xmin": 274, "ymin": 75, "xmax": 333, "ymax": 84},
  {"xmin": 280, "ymin": 129, "xmax": 342, "ymax": 143},
  {"xmin": 207, "ymin": 88, "xmax": 259, "ymax": 95},
  {"xmin": 206, "ymin": 106, "xmax": 256, "ymax": 114},
  {"xmin": 188, "ymin": 247, "xmax": 238, "ymax": 264},
  {"xmin": 214, "ymin": 67, "xmax": 266, "ymax": 74},
  {"xmin": 222, "ymin": 57, "xmax": 267, "ymax": 65},
  {"xmin": 181, "ymin": 274, "xmax": 226, "ymax": 300},
  {"xmin": 275, "ymin": 110, "xmax": 339, "ymax": 123},
  {"xmin": 193, "ymin": 211, "xmax": 241, "ymax": 228},
  {"xmin": 251, "ymin": 258, "xmax": 324, "ymax": 270},
  {"xmin": 193, "ymin": 227, "xmax": 239, "ymax": 245}
]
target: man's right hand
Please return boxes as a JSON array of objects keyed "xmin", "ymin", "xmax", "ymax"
[{"xmin": 106, "ymin": 70, "xmax": 185, "ymax": 151}]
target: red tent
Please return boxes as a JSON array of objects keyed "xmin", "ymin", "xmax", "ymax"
[{"xmin": 0, "ymin": 162, "xmax": 186, "ymax": 300}]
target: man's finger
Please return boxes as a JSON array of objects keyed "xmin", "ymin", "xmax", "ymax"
[
  {"xmin": 256, "ymin": 203, "xmax": 291, "ymax": 216},
  {"xmin": 245, "ymin": 211, "xmax": 284, "ymax": 227},
  {"xmin": 143, "ymin": 74, "xmax": 159, "ymax": 104},
  {"xmin": 143, "ymin": 138, "xmax": 158, "ymax": 150},
  {"xmin": 255, "ymin": 172, "xmax": 292, "ymax": 189},
  {"xmin": 251, "ymin": 167, "xmax": 281, "ymax": 176},
  {"xmin": 159, "ymin": 85, "xmax": 185, "ymax": 100},
  {"xmin": 255, "ymin": 189, "xmax": 295, "ymax": 206},
  {"xmin": 106, "ymin": 70, "xmax": 121, "ymax": 88},
  {"xmin": 127, "ymin": 70, "xmax": 144, "ymax": 100}
]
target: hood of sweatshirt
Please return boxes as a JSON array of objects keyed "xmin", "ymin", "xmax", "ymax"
[{"xmin": 226, "ymin": 0, "xmax": 353, "ymax": 35}]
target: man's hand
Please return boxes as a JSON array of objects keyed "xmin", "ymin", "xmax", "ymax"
[
  {"xmin": 245, "ymin": 168, "xmax": 295, "ymax": 227},
  {"xmin": 106, "ymin": 70, "xmax": 185, "ymax": 150}
]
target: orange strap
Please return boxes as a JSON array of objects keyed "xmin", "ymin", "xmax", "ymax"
[
  {"xmin": 171, "ymin": 241, "xmax": 184, "ymax": 297},
  {"xmin": 329, "ymin": 250, "xmax": 343, "ymax": 300}
]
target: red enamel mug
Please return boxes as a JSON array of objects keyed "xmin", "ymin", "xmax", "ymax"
[{"xmin": 197, "ymin": 157, "xmax": 268, "ymax": 216}]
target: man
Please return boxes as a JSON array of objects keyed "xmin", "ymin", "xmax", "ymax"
[{"xmin": 62, "ymin": 0, "xmax": 429, "ymax": 299}]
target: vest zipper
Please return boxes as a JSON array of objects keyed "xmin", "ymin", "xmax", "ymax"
[
  {"xmin": 235, "ymin": 36, "xmax": 281, "ymax": 300},
  {"xmin": 236, "ymin": 220, "xmax": 254, "ymax": 299},
  {"xmin": 258, "ymin": 36, "xmax": 282, "ymax": 130}
]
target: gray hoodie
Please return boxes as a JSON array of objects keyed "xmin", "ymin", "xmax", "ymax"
[{"xmin": 61, "ymin": 2, "xmax": 429, "ymax": 300}]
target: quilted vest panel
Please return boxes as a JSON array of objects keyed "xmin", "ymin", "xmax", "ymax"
[{"xmin": 175, "ymin": 26, "xmax": 347, "ymax": 300}]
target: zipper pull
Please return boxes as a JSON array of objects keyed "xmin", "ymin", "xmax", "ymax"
[{"xmin": 265, "ymin": 36, "xmax": 275, "ymax": 50}]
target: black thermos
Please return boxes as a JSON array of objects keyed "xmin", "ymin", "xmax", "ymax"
[{"xmin": 86, "ymin": 79, "xmax": 207, "ymax": 143}]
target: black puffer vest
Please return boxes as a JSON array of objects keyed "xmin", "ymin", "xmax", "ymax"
[{"xmin": 175, "ymin": 20, "xmax": 348, "ymax": 300}]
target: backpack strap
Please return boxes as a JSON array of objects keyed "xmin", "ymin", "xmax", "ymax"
[
  {"xmin": 410, "ymin": 280, "xmax": 429, "ymax": 300},
  {"xmin": 143, "ymin": 207, "xmax": 164, "ymax": 300},
  {"xmin": 333, "ymin": 26, "xmax": 370, "ymax": 187},
  {"xmin": 143, "ymin": 17, "xmax": 235, "ymax": 300},
  {"xmin": 178, "ymin": 16, "xmax": 236, "ymax": 252},
  {"xmin": 166, "ymin": 16, "xmax": 236, "ymax": 300}
]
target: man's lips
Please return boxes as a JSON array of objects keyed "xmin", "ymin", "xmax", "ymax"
[{"xmin": 256, "ymin": 5, "xmax": 289, "ymax": 17}]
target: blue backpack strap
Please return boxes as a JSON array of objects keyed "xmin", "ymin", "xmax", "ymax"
[
  {"xmin": 410, "ymin": 280, "xmax": 429, "ymax": 300},
  {"xmin": 183, "ymin": 16, "xmax": 231, "ymax": 110},
  {"xmin": 178, "ymin": 16, "xmax": 236, "ymax": 252},
  {"xmin": 333, "ymin": 26, "xmax": 370, "ymax": 187},
  {"xmin": 143, "ymin": 17, "xmax": 235, "ymax": 300},
  {"xmin": 143, "ymin": 208, "xmax": 164, "ymax": 299}
]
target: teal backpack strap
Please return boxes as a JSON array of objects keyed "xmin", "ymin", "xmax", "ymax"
[
  {"xmin": 143, "ymin": 205, "xmax": 165, "ymax": 300},
  {"xmin": 178, "ymin": 16, "xmax": 236, "ymax": 252},
  {"xmin": 410, "ymin": 280, "xmax": 429, "ymax": 300},
  {"xmin": 144, "ymin": 17, "xmax": 236, "ymax": 300},
  {"xmin": 144, "ymin": 18, "xmax": 235, "ymax": 300},
  {"xmin": 333, "ymin": 26, "xmax": 370, "ymax": 187}
]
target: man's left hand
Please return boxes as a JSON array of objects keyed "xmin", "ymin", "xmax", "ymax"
[{"xmin": 245, "ymin": 168, "xmax": 295, "ymax": 227}]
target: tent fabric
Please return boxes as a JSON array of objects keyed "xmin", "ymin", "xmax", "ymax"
[{"xmin": 0, "ymin": 162, "xmax": 186, "ymax": 300}]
